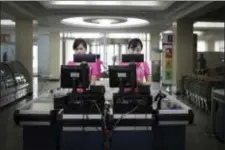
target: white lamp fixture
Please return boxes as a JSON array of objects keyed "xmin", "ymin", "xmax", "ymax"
[
  {"xmin": 162, "ymin": 30, "xmax": 203, "ymax": 36},
  {"xmin": 1, "ymin": 19, "xmax": 38, "ymax": 26},
  {"xmin": 61, "ymin": 17, "xmax": 149, "ymax": 28},
  {"xmin": 194, "ymin": 22, "xmax": 224, "ymax": 28},
  {"xmin": 51, "ymin": 1, "xmax": 160, "ymax": 6},
  {"xmin": 94, "ymin": 19, "xmax": 117, "ymax": 25},
  {"xmin": 107, "ymin": 33, "xmax": 140, "ymax": 39},
  {"xmin": 1, "ymin": 19, "xmax": 15, "ymax": 26},
  {"xmin": 63, "ymin": 32, "xmax": 103, "ymax": 39}
]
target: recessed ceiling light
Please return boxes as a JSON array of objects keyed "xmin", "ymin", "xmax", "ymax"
[
  {"xmin": 194, "ymin": 22, "xmax": 224, "ymax": 28},
  {"xmin": 62, "ymin": 33, "xmax": 103, "ymax": 39},
  {"xmin": 162, "ymin": 30, "xmax": 203, "ymax": 36},
  {"xmin": 51, "ymin": 1, "xmax": 160, "ymax": 6},
  {"xmin": 163, "ymin": 30, "xmax": 173, "ymax": 34},
  {"xmin": 1, "ymin": 19, "xmax": 15, "ymax": 26},
  {"xmin": 1, "ymin": 19, "xmax": 38, "ymax": 26},
  {"xmin": 107, "ymin": 33, "xmax": 140, "ymax": 39},
  {"xmin": 193, "ymin": 31, "xmax": 203, "ymax": 36},
  {"xmin": 95, "ymin": 19, "xmax": 117, "ymax": 25},
  {"xmin": 61, "ymin": 16, "xmax": 149, "ymax": 28}
]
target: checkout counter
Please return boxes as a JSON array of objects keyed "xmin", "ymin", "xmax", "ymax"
[
  {"xmin": 14, "ymin": 99, "xmax": 62, "ymax": 150},
  {"xmin": 152, "ymin": 91, "xmax": 193, "ymax": 150},
  {"xmin": 13, "ymin": 54, "xmax": 194, "ymax": 150},
  {"xmin": 211, "ymin": 89, "xmax": 225, "ymax": 142}
]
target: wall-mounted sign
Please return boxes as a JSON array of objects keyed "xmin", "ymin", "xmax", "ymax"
[{"xmin": 161, "ymin": 34, "xmax": 173, "ymax": 85}]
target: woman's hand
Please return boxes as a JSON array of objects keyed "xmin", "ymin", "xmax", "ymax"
[
  {"xmin": 137, "ymin": 79, "xmax": 144, "ymax": 85},
  {"xmin": 143, "ymin": 81, "xmax": 151, "ymax": 85}
]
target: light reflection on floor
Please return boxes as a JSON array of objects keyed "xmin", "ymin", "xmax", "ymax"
[{"xmin": 32, "ymin": 77, "xmax": 38, "ymax": 99}]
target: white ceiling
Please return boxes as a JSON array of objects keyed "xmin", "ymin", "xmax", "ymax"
[
  {"xmin": 1, "ymin": 1, "xmax": 224, "ymax": 33},
  {"xmin": 41, "ymin": 1, "xmax": 174, "ymax": 10}
]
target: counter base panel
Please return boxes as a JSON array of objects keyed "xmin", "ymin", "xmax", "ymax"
[
  {"xmin": 60, "ymin": 131, "xmax": 103, "ymax": 150},
  {"xmin": 111, "ymin": 130, "xmax": 153, "ymax": 150},
  {"xmin": 153, "ymin": 125, "xmax": 185, "ymax": 150},
  {"xmin": 23, "ymin": 126, "xmax": 61, "ymax": 150}
]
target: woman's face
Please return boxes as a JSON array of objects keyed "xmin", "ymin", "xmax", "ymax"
[
  {"xmin": 75, "ymin": 44, "xmax": 86, "ymax": 54},
  {"xmin": 128, "ymin": 44, "xmax": 142, "ymax": 54}
]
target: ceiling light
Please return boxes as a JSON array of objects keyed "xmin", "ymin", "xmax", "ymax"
[
  {"xmin": 51, "ymin": 1, "xmax": 159, "ymax": 6},
  {"xmin": 1, "ymin": 19, "xmax": 15, "ymax": 26},
  {"xmin": 162, "ymin": 30, "xmax": 203, "ymax": 36},
  {"xmin": 194, "ymin": 22, "xmax": 224, "ymax": 28},
  {"xmin": 1, "ymin": 19, "xmax": 38, "ymax": 26},
  {"xmin": 193, "ymin": 31, "xmax": 203, "ymax": 36},
  {"xmin": 107, "ymin": 33, "xmax": 140, "ymax": 39},
  {"xmin": 163, "ymin": 30, "xmax": 173, "ymax": 34},
  {"xmin": 63, "ymin": 33, "xmax": 103, "ymax": 39},
  {"xmin": 61, "ymin": 17, "xmax": 149, "ymax": 28},
  {"xmin": 95, "ymin": 19, "xmax": 116, "ymax": 25}
]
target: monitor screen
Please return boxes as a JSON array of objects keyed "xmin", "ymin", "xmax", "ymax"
[
  {"xmin": 60, "ymin": 65, "xmax": 89, "ymax": 89},
  {"xmin": 74, "ymin": 54, "xmax": 97, "ymax": 63},
  {"xmin": 108, "ymin": 64, "xmax": 137, "ymax": 88},
  {"xmin": 122, "ymin": 54, "xmax": 144, "ymax": 63}
]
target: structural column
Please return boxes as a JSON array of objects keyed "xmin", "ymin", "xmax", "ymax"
[
  {"xmin": 172, "ymin": 19, "xmax": 194, "ymax": 92},
  {"xmin": 150, "ymin": 32, "xmax": 161, "ymax": 61},
  {"xmin": 150, "ymin": 32, "xmax": 161, "ymax": 82},
  {"xmin": 16, "ymin": 19, "xmax": 33, "ymax": 91},
  {"xmin": 49, "ymin": 32, "xmax": 60, "ymax": 80}
]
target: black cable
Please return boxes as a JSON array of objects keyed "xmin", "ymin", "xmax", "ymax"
[{"xmin": 112, "ymin": 105, "xmax": 139, "ymax": 131}]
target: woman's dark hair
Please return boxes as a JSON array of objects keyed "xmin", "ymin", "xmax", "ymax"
[
  {"xmin": 73, "ymin": 38, "xmax": 87, "ymax": 50},
  {"xmin": 128, "ymin": 38, "xmax": 143, "ymax": 50}
]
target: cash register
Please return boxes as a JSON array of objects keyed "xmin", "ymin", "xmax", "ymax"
[
  {"xmin": 55, "ymin": 54, "xmax": 106, "ymax": 150},
  {"xmin": 107, "ymin": 54, "xmax": 154, "ymax": 150}
]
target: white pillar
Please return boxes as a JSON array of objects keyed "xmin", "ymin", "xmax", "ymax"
[
  {"xmin": 16, "ymin": 19, "xmax": 33, "ymax": 91},
  {"xmin": 49, "ymin": 32, "xmax": 60, "ymax": 80},
  {"xmin": 150, "ymin": 32, "xmax": 161, "ymax": 61},
  {"xmin": 150, "ymin": 32, "xmax": 161, "ymax": 82},
  {"xmin": 173, "ymin": 19, "xmax": 194, "ymax": 92},
  {"xmin": 37, "ymin": 34, "xmax": 50, "ymax": 77}
]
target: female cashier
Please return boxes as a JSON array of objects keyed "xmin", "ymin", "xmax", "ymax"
[
  {"xmin": 68, "ymin": 38, "xmax": 97, "ymax": 85},
  {"xmin": 127, "ymin": 38, "xmax": 151, "ymax": 85}
]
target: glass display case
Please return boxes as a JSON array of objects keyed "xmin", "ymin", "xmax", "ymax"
[{"xmin": 0, "ymin": 61, "xmax": 32, "ymax": 108}]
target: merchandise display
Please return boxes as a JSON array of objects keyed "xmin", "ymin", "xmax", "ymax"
[{"xmin": 0, "ymin": 61, "xmax": 32, "ymax": 108}]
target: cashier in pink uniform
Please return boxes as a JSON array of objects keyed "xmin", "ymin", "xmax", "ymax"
[
  {"xmin": 67, "ymin": 38, "xmax": 97, "ymax": 92},
  {"xmin": 121, "ymin": 38, "xmax": 151, "ymax": 91},
  {"xmin": 96, "ymin": 55, "xmax": 103, "ymax": 78}
]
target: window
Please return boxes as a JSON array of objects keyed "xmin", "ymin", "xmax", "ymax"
[
  {"xmin": 215, "ymin": 40, "xmax": 224, "ymax": 52},
  {"xmin": 197, "ymin": 40, "xmax": 207, "ymax": 52}
]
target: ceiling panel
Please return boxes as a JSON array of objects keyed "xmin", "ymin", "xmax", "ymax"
[{"xmin": 41, "ymin": 1, "xmax": 174, "ymax": 11}]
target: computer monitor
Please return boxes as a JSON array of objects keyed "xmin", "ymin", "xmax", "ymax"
[
  {"xmin": 60, "ymin": 64, "xmax": 89, "ymax": 90},
  {"xmin": 108, "ymin": 64, "xmax": 137, "ymax": 92},
  {"xmin": 122, "ymin": 54, "xmax": 144, "ymax": 63},
  {"xmin": 73, "ymin": 54, "xmax": 96, "ymax": 63},
  {"xmin": 96, "ymin": 54, "xmax": 100, "ymax": 59}
]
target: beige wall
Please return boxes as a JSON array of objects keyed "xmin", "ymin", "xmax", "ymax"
[{"xmin": 16, "ymin": 19, "xmax": 33, "ymax": 90}]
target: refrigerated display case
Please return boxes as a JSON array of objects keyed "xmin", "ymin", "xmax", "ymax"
[{"xmin": 0, "ymin": 61, "xmax": 32, "ymax": 108}]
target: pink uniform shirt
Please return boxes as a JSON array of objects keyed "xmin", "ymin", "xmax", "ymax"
[
  {"xmin": 120, "ymin": 62, "xmax": 150, "ymax": 92},
  {"xmin": 120, "ymin": 62, "xmax": 150, "ymax": 81},
  {"xmin": 96, "ymin": 59, "xmax": 103, "ymax": 78}
]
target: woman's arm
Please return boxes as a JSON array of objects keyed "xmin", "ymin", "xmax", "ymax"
[
  {"xmin": 144, "ymin": 62, "xmax": 151, "ymax": 84},
  {"xmin": 90, "ymin": 63, "xmax": 98, "ymax": 85}
]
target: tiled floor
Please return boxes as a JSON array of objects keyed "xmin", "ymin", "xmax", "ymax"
[{"xmin": 0, "ymin": 79, "xmax": 224, "ymax": 150}]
